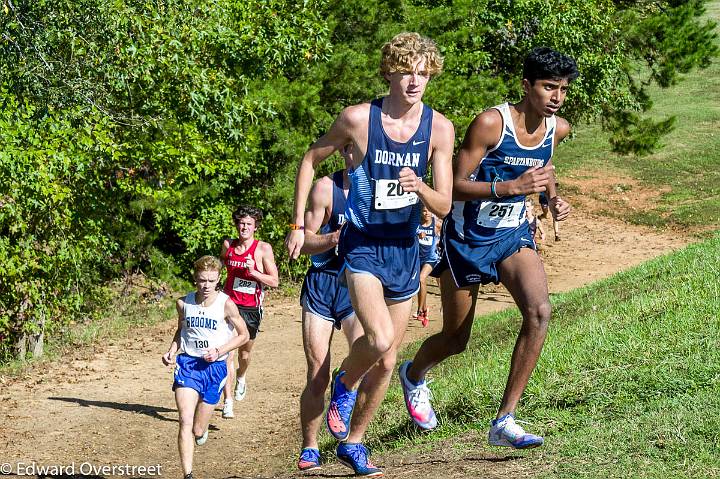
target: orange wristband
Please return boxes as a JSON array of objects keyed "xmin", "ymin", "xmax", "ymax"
[{"xmin": 288, "ymin": 224, "xmax": 305, "ymax": 230}]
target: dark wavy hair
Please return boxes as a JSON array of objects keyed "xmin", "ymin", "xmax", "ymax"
[
  {"xmin": 523, "ymin": 47, "xmax": 579, "ymax": 84},
  {"xmin": 232, "ymin": 205, "xmax": 263, "ymax": 227}
]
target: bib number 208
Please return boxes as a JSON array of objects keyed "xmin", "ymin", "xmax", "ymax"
[{"xmin": 374, "ymin": 179, "xmax": 418, "ymax": 210}]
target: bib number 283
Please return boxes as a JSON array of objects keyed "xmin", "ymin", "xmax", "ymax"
[{"xmin": 374, "ymin": 179, "xmax": 418, "ymax": 210}]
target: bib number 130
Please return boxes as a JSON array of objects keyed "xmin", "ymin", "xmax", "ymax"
[
  {"xmin": 476, "ymin": 201, "xmax": 523, "ymax": 228},
  {"xmin": 374, "ymin": 179, "xmax": 419, "ymax": 210}
]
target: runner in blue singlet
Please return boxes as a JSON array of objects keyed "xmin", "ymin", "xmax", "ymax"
[
  {"xmin": 413, "ymin": 205, "xmax": 440, "ymax": 326},
  {"xmin": 296, "ymin": 146, "xmax": 365, "ymax": 472},
  {"xmin": 286, "ymin": 33, "xmax": 454, "ymax": 476},
  {"xmin": 399, "ymin": 47, "xmax": 578, "ymax": 450}
]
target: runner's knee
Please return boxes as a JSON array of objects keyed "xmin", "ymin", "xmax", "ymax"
[
  {"xmin": 441, "ymin": 328, "xmax": 472, "ymax": 356},
  {"xmin": 365, "ymin": 328, "xmax": 394, "ymax": 356},
  {"xmin": 522, "ymin": 301, "xmax": 551, "ymax": 329},
  {"xmin": 178, "ymin": 412, "xmax": 194, "ymax": 430},
  {"xmin": 375, "ymin": 352, "xmax": 397, "ymax": 374}
]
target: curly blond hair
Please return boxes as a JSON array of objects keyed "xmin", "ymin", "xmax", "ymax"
[
  {"xmin": 380, "ymin": 32, "xmax": 444, "ymax": 79},
  {"xmin": 193, "ymin": 255, "xmax": 223, "ymax": 277}
]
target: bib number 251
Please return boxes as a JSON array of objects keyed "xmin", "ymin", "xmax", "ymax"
[{"xmin": 476, "ymin": 201, "xmax": 523, "ymax": 228}]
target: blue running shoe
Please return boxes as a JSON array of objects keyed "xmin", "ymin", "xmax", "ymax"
[
  {"xmin": 336, "ymin": 442, "xmax": 383, "ymax": 477},
  {"xmin": 488, "ymin": 413, "xmax": 544, "ymax": 449},
  {"xmin": 297, "ymin": 447, "xmax": 321, "ymax": 471},
  {"xmin": 326, "ymin": 370, "xmax": 357, "ymax": 440}
]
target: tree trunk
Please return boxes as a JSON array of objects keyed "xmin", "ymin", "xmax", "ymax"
[{"xmin": 16, "ymin": 333, "xmax": 27, "ymax": 360}]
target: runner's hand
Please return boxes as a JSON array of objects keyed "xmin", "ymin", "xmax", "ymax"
[
  {"xmin": 203, "ymin": 348, "xmax": 220, "ymax": 362},
  {"xmin": 285, "ymin": 229, "xmax": 305, "ymax": 260},
  {"xmin": 329, "ymin": 228, "xmax": 342, "ymax": 246},
  {"xmin": 162, "ymin": 351, "xmax": 174, "ymax": 366},
  {"xmin": 510, "ymin": 166, "xmax": 551, "ymax": 195},
  {"xmin": 549, "ymin": 196, "xmax": 571, "ymax": 221},
  {"xmin": 399, "ymin": 167, "xmax": 423, "ymax": 193},
  {"xmin": 244, "ymin": 256, "xmax": 255, "ymax": 272}
]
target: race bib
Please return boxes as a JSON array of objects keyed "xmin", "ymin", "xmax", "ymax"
[
  {"xmin": 476, "ymin": 201, "xmax": 524, "ymax": 229},
  {"xmin": 233, "ymin": 277, "xmax": 257, "ymax": 295},
  {"xmin": 374, "ymin": 179, "xmax": 418, "ymax": 210},
  {"xmin": 418, "ymin": 234, "xmax": 434, "ymax": 246}
]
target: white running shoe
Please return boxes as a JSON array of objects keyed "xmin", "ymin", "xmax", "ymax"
[
  {"xmin": 398, "ymin": 360, "xmax": 437, "ymax": 430},
  {"xmin": 488, "ymin": 413, "xmax": 544, "ymax": 449},
  {"xmin": 222, "ymin": 399, "xmax": 234, "ymax": 419},
  {"xmin": 234, "ymin": 378, "xmax": 247, "ymax": 401},
  {"xmin": 194, "ymin": 430, "xmax": 208, "ymax": 446}
]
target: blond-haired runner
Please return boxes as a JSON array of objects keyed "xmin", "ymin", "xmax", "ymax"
[
  {"xmin": 162, "ymin": 256, "xmax": 250, "ymax": 479},
  {"xmin": 286, "ymin": 32, "xmax": 454, "ymax": 476}
]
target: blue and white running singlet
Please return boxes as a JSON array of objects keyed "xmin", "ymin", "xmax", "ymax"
[
  {"xmin": 418, "ymin": 217, "xmax": 439, "ymax": 265},
  {"xmin": 345, "ymin": 98, "xmax": 433, "ymax": 239},
  {"xmin": 449, "ymin": 102, "xmax": 556, "ymax": 245},
  {"xmin": 310, "ymin": 170, "xmax": 347, "ymax": 273}
]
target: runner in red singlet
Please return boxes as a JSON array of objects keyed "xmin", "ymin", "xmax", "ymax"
[{"xmin": 219, "ymin": 205, "xmax": 279, "ymax": 419}]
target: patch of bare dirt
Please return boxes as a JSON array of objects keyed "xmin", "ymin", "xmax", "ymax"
[{"xmin": 0, "ymin": 180, "xmax": 693, "ymax": 479}]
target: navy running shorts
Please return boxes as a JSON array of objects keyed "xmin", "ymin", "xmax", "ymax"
[
  {"xmin": 432, "ymin": 219, "xmax": 536, "ymax": 287},
  {"xmin": 300, "ymin": 268, "xmax": 354, "ymax": 329},
  {"xmin": 340, "ymin": 224, "xmax": 420, "ymax": 301}
]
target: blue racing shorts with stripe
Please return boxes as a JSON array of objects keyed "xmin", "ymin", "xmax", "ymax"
[
  {"xmin": 173, "ymin": 353, "xmax": 227, "ymax": 405},
  {"xmin": 432, "ymin": 218, "xmax": 536, "ymax": 287}
]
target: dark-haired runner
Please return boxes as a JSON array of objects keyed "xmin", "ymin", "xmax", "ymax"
[
  {"xmin": 220, "ymin": 205, "xmax": 279, "ymax": 419},
  {"xmin": 399, "ymin": 46, "xmax": 578, "ymax": 449}
]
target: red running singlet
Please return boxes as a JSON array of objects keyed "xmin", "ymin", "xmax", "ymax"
[{"xmin": 223, "ymin": 239, "xmax": 264, "ymax": 308}]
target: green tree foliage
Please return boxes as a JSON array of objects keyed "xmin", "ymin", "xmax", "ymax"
[{"xmin": 0, "ymin": 0, "xmax": 716, "ymax": 359}]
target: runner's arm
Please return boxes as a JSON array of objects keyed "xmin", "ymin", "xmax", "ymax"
[
  {"xmin": 399, "ymin": 113, "xmax": 454, "ymax": 218},
  {"xmin": 301, "ymin": 176, "xmax": 340, "ymax": 256},
  {"xmin": 547, "ymin": 117, "xmax": 572, "ymax": 221},
  {"xmin": 249, "ymin": 242, "xmax": 280, "ymax": 288},
  {"xmin": 162, "ymin": 299, "xmax": 184, "ymax": 365},
  {"xmin": 286, "ymin": 106, "xmax": 364, "ymax": 259},
  {"xmin": 203, "ymin": 299, "xmax": 251, "ymax": 362},
  {"xmin": 220, "ymin": 238, "xmax": 231, "ymax": 261}
]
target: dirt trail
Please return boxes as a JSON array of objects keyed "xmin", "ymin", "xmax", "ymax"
[{"xmin": 0, "ymin": 202, "xmax": 690, "ymax": 479}]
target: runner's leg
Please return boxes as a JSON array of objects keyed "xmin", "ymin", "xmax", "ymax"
[
  {"xmin": 192, "ymin": 400, "xmax": 216, "ymax": 439},
  {"xmin": 346, "ymin": 297, "xmax": 412, "ymax": 442},
  {"xmin": 339, "ymin": 271, "xmax": 395, "ymax": 389},
  {"xmin": 496, "ymin": 247, "xmax": 550, "ymax": 417},
  {"xmin": 223, "ymin": 350, "xmax": 236, "ymax": 402},
  {"xmin": 300, "ymin": 309, "xmax": 335, "ymax": 449},
  {"xmin": 417, "ymin": 263, "xmax": 433, "ymax": 315},
  {"xmin": 175, "ymin": 387, "xmax": 200, "ymax": 476},
  {"xmin": 406, "ymin": 269, "xmax": 478, "ymax": 383}
]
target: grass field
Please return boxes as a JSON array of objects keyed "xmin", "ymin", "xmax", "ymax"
[{"xmin": 367, "ymin": 233, "xmax": 720, "ymax": 478}]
